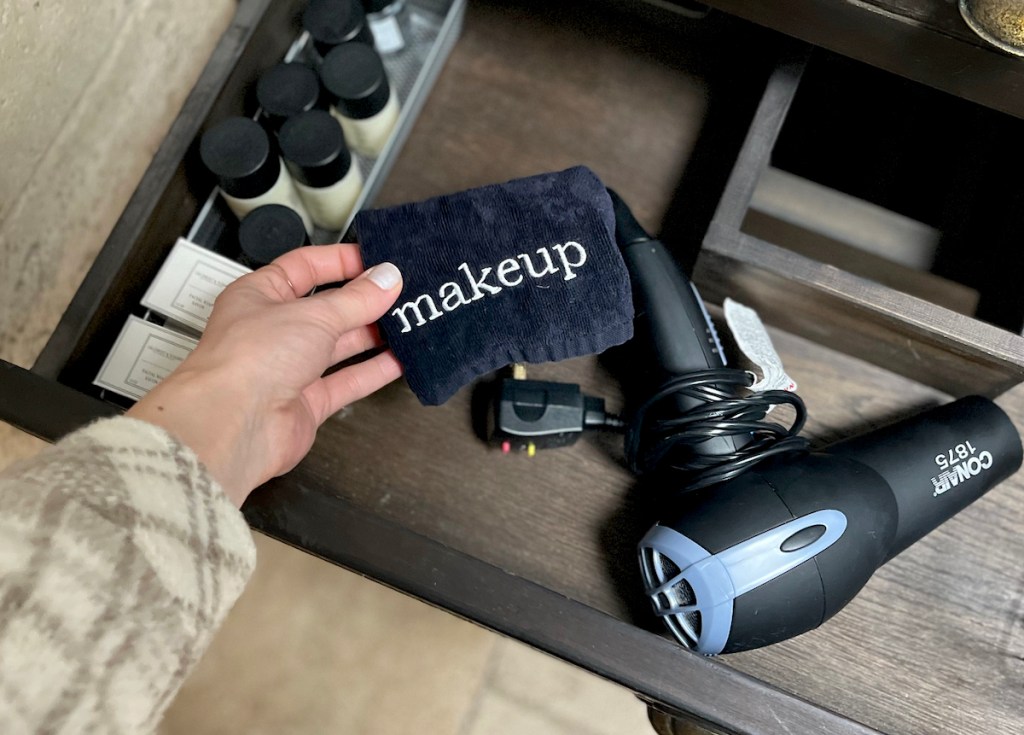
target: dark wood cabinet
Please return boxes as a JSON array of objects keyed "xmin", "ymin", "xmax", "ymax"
[{"xmin": 3, "ymin": 1, "xmax": 1024, "ymax": 733}]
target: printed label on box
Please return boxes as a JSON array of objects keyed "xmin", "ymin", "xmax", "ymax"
[
  {"xmin": 141, "ymin": 237, "xmax": 251, "ymax": 332},
  {"xmin": 94, "ymin": 316, "xmax": 199, "ymax": 400}
]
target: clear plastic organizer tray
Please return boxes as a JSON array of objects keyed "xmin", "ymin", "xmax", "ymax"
[
  {"xmin": 94, "ymin": 0, "xmax": 466, "ymax": 403},
  {"xmin": 190, "ymin": 0, "xmax": 465, "ymax": 252}
]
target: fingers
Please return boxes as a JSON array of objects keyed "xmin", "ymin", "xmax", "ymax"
[
  {"xmin": 308, "ymin": 350, "xmax": 404, "ymax": 423},
  {"xmin": 247, "ymin": 244, "xmax": 365, "ymax": 301},
  {"xmin": 331, "ymin": 324, "xmax": 383, "ymax": 365},
  {"xmin": 308, "ymin": 262, "xmax": 403, "ymax": 337}
]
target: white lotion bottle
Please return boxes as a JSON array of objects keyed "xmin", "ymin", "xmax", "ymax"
[
  {"xmin": 320, "ymin": 43, "xmax": 400, "ymax": 158},
  {"xmin": 280, "ymin": 110, "xmax": 364, "ymax": 232},
  {"xmin": 200, "ymin": 116, "xmax": 313, "ymax": 234}
]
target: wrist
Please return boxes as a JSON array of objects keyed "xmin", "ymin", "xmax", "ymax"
[{"xmin": 127, "ymin": 366, "xmax": 258, "ymax": 507}]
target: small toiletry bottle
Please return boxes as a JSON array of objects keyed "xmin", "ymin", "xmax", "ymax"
[
  {"xmin": 303, "ymin": 0, "xmax": 374, "ymax": 58},
  {"xmin": 279, "ymin": 110, "xmax": 365, "ymax": 232},
  {"xmin": 320, "ymin": 43, "xmax": 400, "ymax": 158},
  {"xmin": 362, "ymin": 0, "xmax": 411, "ymax": 55},
  {"xmin": 200, "ymin": 116, "xmax": 314, "ymax": 233},
  {"xmin": 256, "ymin": 63, "xmax": 323, "ymax": 134},
  {"xmin": 238, "ymin": 204, "xmax": 311, "ymax": 267}
]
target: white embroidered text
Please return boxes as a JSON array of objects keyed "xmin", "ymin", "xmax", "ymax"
[{"xmin": 391, "ymin": 241, "xmax": 588, "ymax": 333}]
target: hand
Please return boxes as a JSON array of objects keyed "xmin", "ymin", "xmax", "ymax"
[{"xmin": 127, "ymin": 244, "xmax": 403, "ymax": 507}]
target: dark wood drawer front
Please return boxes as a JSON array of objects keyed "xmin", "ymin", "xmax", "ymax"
[{"xmin": 6, "ymin": 2, "xmax": 1024, "ymax": 735}]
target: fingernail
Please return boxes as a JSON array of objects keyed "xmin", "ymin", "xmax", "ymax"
[{"xmin": 365, "ymin": 262, "xmax": 402, "ymax": 290}]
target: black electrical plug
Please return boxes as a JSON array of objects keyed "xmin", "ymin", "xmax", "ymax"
[{"xmin": 488, "ymin": 373, "xmax": 624, "ymax": 456}]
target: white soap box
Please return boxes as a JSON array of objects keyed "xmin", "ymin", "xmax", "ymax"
[
  {"xmin": 93, "ymin": 316, "xmax": 198, "ymax": 400},
  {"xmin": 140, "ymin": 237, "xmax": 251, "ymax": 333}
]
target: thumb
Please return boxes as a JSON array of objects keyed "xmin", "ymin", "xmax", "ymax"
[
  {"xmin": 307, "ymin": 262, "xmax": 404, "ymax": 335},
  {"xmin": 361, "ymin": 262, "xmax": 403, "ymax": 293}
]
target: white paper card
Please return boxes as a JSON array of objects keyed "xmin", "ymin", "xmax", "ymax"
[
  {"xmin": 94, "ymin": 316, "xmax": 198, "ymax": 400},
  {"xmin": 140, "ymin": 237, "xmax": 250, "ymax": 332},
  {"xmin": 723, "ymin": 298, "xmax": 797, "ymax": 393}
]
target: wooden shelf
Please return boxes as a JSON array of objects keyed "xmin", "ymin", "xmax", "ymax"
[{"xmin": 700, "ymin": 0, "xmax": 1024, "ymax": 122}]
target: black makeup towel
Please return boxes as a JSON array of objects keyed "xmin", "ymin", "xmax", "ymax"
[{"xmin": 354, "ymin": 166, "xmax": 634, "ymax": 405}]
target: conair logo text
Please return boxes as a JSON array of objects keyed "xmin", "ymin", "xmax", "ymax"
[
  {"xmin": 391, "ymin": 241, "xmax": 588, "ymax": 333},
  {"xmin": 930, "ymin": 440, "xmax": 994, "ymax": 496}
]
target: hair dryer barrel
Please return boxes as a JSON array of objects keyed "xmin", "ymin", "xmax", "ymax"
[{"xmin": 829, "ymin": 396, "xmax": 1023, "ymax": 561}]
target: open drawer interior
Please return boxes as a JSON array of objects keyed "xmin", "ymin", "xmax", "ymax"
[
  {"xmin": 32, "ymin": 0, "xmax": 464, "ymax": 407},
  {"xmin": 695, "ymin": 49, "xmax": 1024, "ymax": 399},
  {"xmin": 7, "ymin": 2, "xmax": 1024, "ymax": 734}
]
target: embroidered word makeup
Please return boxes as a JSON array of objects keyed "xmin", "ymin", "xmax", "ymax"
[{"xmin": 391, "ymin": 241, "xmax": 588, "ymax": 333}]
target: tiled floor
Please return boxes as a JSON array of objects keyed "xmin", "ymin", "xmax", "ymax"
[{"xmin": 155, "ymin": 534, "xmax": 653, "ymax": 735}]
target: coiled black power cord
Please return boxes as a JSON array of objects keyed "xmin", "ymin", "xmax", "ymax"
[{"xmin": 624, "ymin": 367, "xmax": 809, "ymax": 492}]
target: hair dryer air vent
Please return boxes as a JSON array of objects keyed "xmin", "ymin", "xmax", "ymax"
[{"xmin": 641, "ymin": 546, "xmax": 701, "ymax": 648}]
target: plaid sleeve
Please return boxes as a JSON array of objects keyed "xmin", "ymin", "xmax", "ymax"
[{"xmin": 0, "ymin": 416, "xmax": 257, "ymax": 734}]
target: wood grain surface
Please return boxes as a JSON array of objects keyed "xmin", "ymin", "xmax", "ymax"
[
  {"xmin": 696, "ymin": 52, "xmax": 1024, "ymax": 398},
  {"xmin": 698, "ymin": 0, "xmax": 1024, "ymax": 121},
  {"xmin": 697, "ymin": 225, "xmax": 1024, "ymax": 397},
  {"xmin": 27, "ymin": 1, "xmax": 1024, "ymax": 733},
  {"xmin": 265, "ymin": 4, "xmax": 1024, "ymax": 733}
]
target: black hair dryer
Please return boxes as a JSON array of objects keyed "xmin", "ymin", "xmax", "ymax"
[
  {"xmin": 639, "ymin": 398, "xmax": 1022, "ymax": 654},
  {"xmin": 605, "ymin": 193, "xmax": 1024, "ymax": 655}
]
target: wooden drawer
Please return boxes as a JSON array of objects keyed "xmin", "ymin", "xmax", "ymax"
[
  {"xmin": 3, "ymin": 2, "xmax": 1024, "ymax": 734},
  {"xmin": 695, "ymin": 49, "xmax": 1024, "ymax": 400}
]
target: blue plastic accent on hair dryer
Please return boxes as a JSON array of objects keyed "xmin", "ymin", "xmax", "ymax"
[
  {"xmin": 639, "ymin": 509, "xmax": 848, "ymax": 655},
  {"xmin": 640, "ymin": 525, "xmax": 735, "ymax": 655}
]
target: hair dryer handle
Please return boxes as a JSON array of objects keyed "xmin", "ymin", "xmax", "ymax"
[{"xmin": 607, "ymin": 188, "xmax": 726, "ymax": 376}]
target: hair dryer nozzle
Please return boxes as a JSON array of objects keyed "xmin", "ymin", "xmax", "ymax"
[{"xmin": 830, "ymin": 395, "xmax": 1023, "ymax": 560}]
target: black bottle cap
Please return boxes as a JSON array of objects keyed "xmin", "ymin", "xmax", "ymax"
[
  {"xmin": 320, "ymin": 43, "xmax": 391, "ymax": 120},
  {"xmin": 363, "ymin": 0, "xmax": 396, "ymax": 12},
  {"xmin": 238, "ymin": 205, "xmax": 311, "ymax": 266},
  {"xmin": 256, "ymin": 63, "xmax": 322, "ymax": 132},
  {"xmin": 279, "ymin": 110, "xmax": 353, "ymax": 188},
  {"xmin": 303, "ymin": 0, "xmax": 374, "ymax": 55},
  {"xmin": 200, "ymin": 117, "xmax": 281, "ymax": 200}
]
